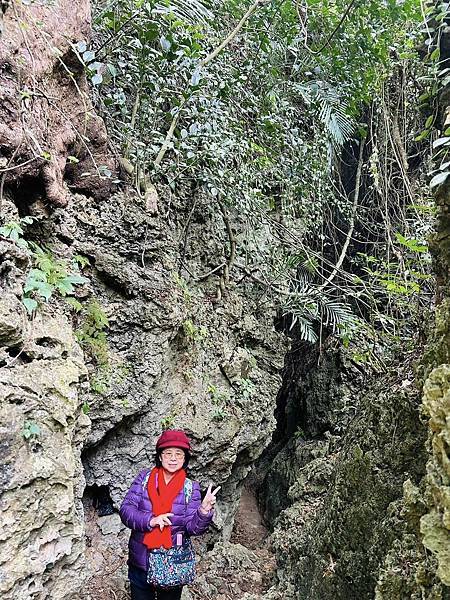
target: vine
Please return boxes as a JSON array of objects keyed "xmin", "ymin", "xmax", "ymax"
[{"xmin": 89, "ymin": 0, "xmax": 430, "ymax": 350}]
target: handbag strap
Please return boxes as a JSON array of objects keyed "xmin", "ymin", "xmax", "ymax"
[{"xmin": 183, "ymin": 478, "xmax": 193, "ymax": 504}]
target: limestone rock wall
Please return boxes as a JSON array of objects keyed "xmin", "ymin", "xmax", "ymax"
[
  {"xmin": 58, "ymin": 188, "xmax": 288, "ymax": 534},
  {"xmin": 252, "ymin": 343, "xmax": 434, "ymax": 600},
  {"xmin": 420, "ymin": 364, "xmax": 450, "ymax": 588},
  {"xmin": 0, "ymin": 0, "xmax": 289, "ymax": 593},
  {"xmin": 0, "ymin": 232, "xmax": 90, "ymax": 599}
]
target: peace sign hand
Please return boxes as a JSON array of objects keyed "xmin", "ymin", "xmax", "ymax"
[{"xmin": 200, "ymin": 483, "xmax": 221, "ymax": 514}]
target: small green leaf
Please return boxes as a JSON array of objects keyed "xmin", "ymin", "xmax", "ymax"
[
  {"xmin": 107, "ymin": 63, "xmax": 117, "ymax": 77},
  {"xmin": 73, "ymin": 254, "xmax": 90, "ymax": 268},
  {"xmin": 67, "ymin": 274, "xmax": 89, "ymax": 285},
  {"xmin": 22, "ymin": 297, "xmax": 38, "ymax": 313},
  {"xmin": 66, "ymin": 297, "xmax": 84, "ymax": 312},
  {"xmin": 23, "ymin": 420, "xmax": 41, "ymax": 438},
  {"xmin": 83, "ymin": 50, "xmax": 95, "ymax": 63},
  {"xmin": 56, "ymin": 278, "xmax": 74, "ymax": 296},
  {"xmin": 91, "ymin": 73, "xmax": 103, "ymax": 86},
  {"xmin": 160, "ymin": 37, "xmax": 171, "ymax": 52},
  {"xmin": 34, "ymin": 281, "xmax": 53, "ymax": 301},
  {"xmin": 89, "ymin": 61, "xmax": 102, "ymax": 73},
  {"xmin": 414, "ymin": 129, "xmax": 430, "ymax": 142},
  {"xmin": 68, "ymin": 155, "xmax": 80, "ymax": 164},
  {"xmin": 430, "ymin": 47, "xmax": 440, "ymax": 61},
  {"xmin": 29, "ymin": 423, "xmax": 40, "ymax": 436},
  {"xmin": 17, "ymin": 238, "xmax": 29, "ymax": 249},
  {"xmin": 28, "ymin": 268, "xmax": 47, "ymax": 282},
  {"xmin": 425, "ymin": 115, "xmax": 434, "ymax": 128}
]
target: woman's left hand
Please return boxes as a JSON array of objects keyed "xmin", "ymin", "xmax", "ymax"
[{"xmin": 200, "ymin": 483, "xmax": 221, "ymax": 514}]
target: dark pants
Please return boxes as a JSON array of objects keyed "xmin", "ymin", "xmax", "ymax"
[{"xmin": 130, "ymin": 583, "xmax": 182, "ymax": 600}]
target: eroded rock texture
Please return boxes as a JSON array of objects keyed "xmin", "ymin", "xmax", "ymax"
[
  {"xmin": 1, "ymin": 2, "xmax": 448, "ymax": 600},
  {"xmin": 0, "ymin": 216, "xmax": 90, "ymax": 599},
  {"xmin": 58, "ymin": 189, "xmax": 288, "ymax": 583},
  {"xmin": 0, "ymin": 0, "xmax": 114, "ymax": 207},
  {"xmin": 0, "ymin": 1, "xmax": 289, "ymax": 593}
]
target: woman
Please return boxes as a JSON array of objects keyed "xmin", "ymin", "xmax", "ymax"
[{"xmin": 120, "ymin": 429, "xmax": 220, "ymax": 600}]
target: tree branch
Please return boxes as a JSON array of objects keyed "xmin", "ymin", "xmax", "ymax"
[
  {"xmin": 317, "ymin": 137, "xmax": 365, "ymax": 291},
  {"xmin": 154, "ymin": 0, "xmax": 265, "ymax": 168}
]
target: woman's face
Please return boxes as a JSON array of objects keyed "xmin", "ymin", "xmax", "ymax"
[{"xmin": 160, "ymin": 446, "xmax": 185, "ymax": 473}]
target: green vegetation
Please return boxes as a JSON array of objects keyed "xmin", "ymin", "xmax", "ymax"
[
  {"xmin": 207, "ymin": 383, "xmax": 229, "ymax": 421},
  {"xmin": 172, "ymin": 272, "xmax": 192, "ymax": 305},
  {"xmin": 89, "ymin": 0, "xmax": 431, "ymax": 352},
  {"xmin": 0, "ymin": 217, "xmax": 89, "ymax": 314},
  {"xmin": 75, "ymin": 299, "xmax": 110, "ymax": 367},
  {"xmin": 0, "ymin": 216, "xmax": 34, "ymax": 249},
  {"xmin": 235, "ymin": 378, "xmax": 256, "ymax": 402},
  {"xmin": 161, "ymin": 411, "xmax": 177, "ymax": 429},
  {"xmin": 74, "ymin": 300, "xmax": 123, "ymax": 397},
  {"xmin": 416, "ymin": 1, "xmax": 450, "ymax": 189},
  {"xmin": 182, "ymin": 319, "xmax": 208, "ymax": 345},
  {"xmin": 22, "ymin": 420, "xmax": 40, "ymax": 440},
  {"xmin": 23, "ymin": 245, "xmax": 89, "ymax": 314}
]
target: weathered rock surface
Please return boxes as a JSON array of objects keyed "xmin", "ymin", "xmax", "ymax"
[
  {"xmin": 1, "ymin": 3, "xmax": 448, "ymax": 600},
  {"xmin": 0, "ymin": 0, "xmax": 114, "ymax": 207},
  {"xmin": 55, "ymin": 189, "xmax": 288, "ymax": 529},
  {"xmin": 255, "ymin": 343, "xmax": 438, "ymax": 600},
  {"xmin": 0, "ymin": 244, "xmax": 90, "ymax": 599}
]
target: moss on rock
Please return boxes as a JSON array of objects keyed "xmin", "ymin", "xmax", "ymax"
[{"xmin": 420, "ymin": 365, "xmax": 450, "ymax": 587}]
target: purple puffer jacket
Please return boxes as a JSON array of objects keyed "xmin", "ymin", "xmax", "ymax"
[{"xmin": 119, "ymin": 469, "xmax": 213, "ymax": 571}]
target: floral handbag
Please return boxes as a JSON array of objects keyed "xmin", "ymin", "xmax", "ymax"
[
  {"xmin": 145, "ymin": 477, "xmax": 196, "ymax": 588},
  {"xmin": 147, "ymin": 536, "xmax": 196, "ymax": 588}
]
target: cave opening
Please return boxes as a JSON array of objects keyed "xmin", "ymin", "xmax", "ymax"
[
  {"xmin": 4, "ymin": 174, "xmax": 47, "ymax": 217},
  {"xmin": 84, "ymin": 484, "xmax": 116, "ymax": 517}
]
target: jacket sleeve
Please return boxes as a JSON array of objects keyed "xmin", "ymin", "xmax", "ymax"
[
  {"xmin": 185, "ymin": 480, "xmax": 213, "ymax": 536},
  {"xmin": 119, "ymin": 469, "xmax": 154, "ymax": 532}
]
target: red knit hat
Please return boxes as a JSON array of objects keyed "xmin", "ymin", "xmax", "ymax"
[{"xmin": 156, "ymin": 429, "xmax": 191, "ymax": 451}]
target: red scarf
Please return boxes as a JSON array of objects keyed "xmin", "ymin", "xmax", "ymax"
[{"xmin": 143, "ymin": 466, "xmax": 186, "ymax": 550}]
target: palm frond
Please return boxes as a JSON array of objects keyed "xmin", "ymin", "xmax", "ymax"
[
  {"xmin": 318, "ymin": 102, "xmax": 354, "ymax": 148},
  {"xmin": 291, "ymin": 314, "xmax": 318, "ymax": 343},
  {"xmin": 155, "ymin": 0, "xmax": 213, "ymax": 23},
  {"xmin": 282, "ymin": 287, "xmax": 356, "ymax": 343},
  {"xmin": 282, "ymin": 291, "xmax": 318, "ymax": 341},
  {"xmin": 293, "ymin": 80, "xmax": 355, "ymax": 149},
  {"xmin": 320, "ymin": 298, "xmax": 355, "ymax": 331}
]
